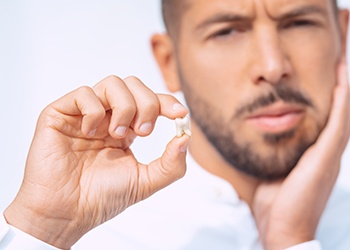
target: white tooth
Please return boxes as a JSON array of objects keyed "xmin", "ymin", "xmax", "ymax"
[{"xmin": 175, "ymin": 115, "xmax": 191, "ymax": 137}]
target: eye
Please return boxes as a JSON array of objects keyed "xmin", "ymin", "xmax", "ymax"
[
  {"xmin": 285, "ymin": 19, "xmax": 316, "ymax": 29},
  {"xmin": 212, "ymin": 28, "xmax": 237, "ymax": 39}
]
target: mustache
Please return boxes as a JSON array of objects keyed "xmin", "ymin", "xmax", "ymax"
[{"xmin": 235, "ymin": 85, "xmax": 314, "ymax": 118}]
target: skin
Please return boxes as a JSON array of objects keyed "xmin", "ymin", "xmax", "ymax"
[
  {"xmin": 157, "ymin": 0, "xmax": 345, "ymax": 179},
  {"xmin": 152, "ymin": 0, "xmax": 350, "ymax": 248},
  {"xmin": 4, "ymin": 76, "xmax": 190, "ymax": 249},
  {"xmin": 2, "ymin": 0, "xmax": 350, "ymax": 249}
]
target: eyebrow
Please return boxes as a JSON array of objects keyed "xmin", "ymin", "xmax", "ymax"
[
  {"xmin": 195, "ymin": 13, "xmax": 252, "ymax": 32},
  {"xmin": 194, "ymin": 5, "xmax": 327, "ymax": 32},
  {"xmin": 274, "ymin": 5, "xmax": 328, "ymax": 20}
]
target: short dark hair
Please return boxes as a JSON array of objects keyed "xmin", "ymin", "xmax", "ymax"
[
  {"xmin": 161, "ymin": 0, "xmax": 339, "ymax": 36},
  {"xmin": 161, "ymin": 0, "xmax": 189, "ymax": 38}
]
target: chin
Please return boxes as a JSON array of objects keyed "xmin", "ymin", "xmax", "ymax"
[
  {"xmin": 242, "ymin": 129, "xmax": 320, "ymax": 180},
  {"xmin": 216, "ymin": 127, "xmax": 320, "ymax": 181}
]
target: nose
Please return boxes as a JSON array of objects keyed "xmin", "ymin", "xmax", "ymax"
[{"xmin": 250, "ymin": 26, "xmax": 291, "ymax": 85}]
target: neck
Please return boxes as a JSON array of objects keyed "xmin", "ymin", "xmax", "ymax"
[{"xmin": 188, "ymin": 121, "xmax": 260, "ymax": 208}]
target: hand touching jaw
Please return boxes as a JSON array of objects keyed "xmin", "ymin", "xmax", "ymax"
[{"xmin": 252, "ymin": 59, "xmax": 350, "ymax": 250}]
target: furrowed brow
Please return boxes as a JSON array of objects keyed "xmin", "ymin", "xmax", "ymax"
[
  {"xmin": 277, "ymin": 5, "xmax": 327, "ymax": 20},
  {"xmin": 195, "ymin": 13, "xmax": 252, "ymax": 31}
]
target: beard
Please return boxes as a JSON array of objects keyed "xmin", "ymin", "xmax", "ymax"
[{"xmin": 180, "ymin": 77, "xmax": 323, "ymax": 180}]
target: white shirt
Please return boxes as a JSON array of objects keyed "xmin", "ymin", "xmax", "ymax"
[
  {"xmin": 0, "ymin": 213, "xmax": 58, "ymax": 250},
  {"xmin": 1, "ymin": 154, "xmax": 349, "ymax": 249}
]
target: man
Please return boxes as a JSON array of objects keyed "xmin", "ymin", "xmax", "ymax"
[{"xmin": 1, "ymin": 0, "xmax": 350, "ymax": 249}]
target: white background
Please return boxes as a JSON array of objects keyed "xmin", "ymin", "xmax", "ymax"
[{"xmin": 0, "ymin": 0, "xmax": 349, "ymax": 211}]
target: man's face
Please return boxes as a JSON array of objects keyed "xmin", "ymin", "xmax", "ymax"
[{"xmin": 174, "ymin": 0, "xmax": 345, "ymax": 179}]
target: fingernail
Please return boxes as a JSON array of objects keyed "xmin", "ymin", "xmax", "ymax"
[
  {"xmin": 180, "ymin": 137, "xmax": 190, "ymax": 153},
  {"xmin": 115, "ymin": 126, "xmax": 127, "ymax": 136},
  {"xmin": 139, "ymin": 122, "xmax": 153, "ymax": 134},
  {"xmin": 173, "ymin": 103, "xmax": 187, "ymax": 112}
]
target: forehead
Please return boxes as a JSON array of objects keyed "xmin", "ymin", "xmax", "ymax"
[{"xmin": 183, "ymin": 0, "xmax": 333, "ymax": 21}]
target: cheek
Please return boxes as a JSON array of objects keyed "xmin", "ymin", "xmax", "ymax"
[
  {"xmin": 298, "ymin": 57, "xmax": 335, "ymax": 118},
  {"xmin": 178, "ymin": 44, "xmax": 247, "ymax": 116},
  {"xmin": 285, "ymin": 30, "xmax": 339, "ymax": 123}
]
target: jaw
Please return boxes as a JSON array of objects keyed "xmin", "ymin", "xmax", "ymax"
[{"xmin": 188, "ymin": 120, "xmax": 261, "ymax": 206}]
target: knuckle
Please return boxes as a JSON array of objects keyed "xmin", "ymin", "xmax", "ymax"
[
  {"xmin": 105, "ymin": 75, "xmax": 122, "ymax": 82},
  {"xmin": 142, "ymin": 98, "xmax": 160, "ymax": 113},
  {"xmin": 39, "ymin": 106, "xmax": 56, "ymax": 123},
  {"xmin": 124, "ymin": 75, "xmax": 142, "ymax": 83},
  {"xmin": 39, "ymin": 106, "xmax": 70, "ymax": 131},
  {"xmin": 76, "ymin": 85, "xmax": 94, "ymax": 96},
  {"xmin": 105, "ymin": 75, "xmax": 124, "ymax": 85}
]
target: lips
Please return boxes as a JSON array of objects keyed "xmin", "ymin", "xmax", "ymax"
[{"xmin": 245, "ymin": 102, "xmax": 305, "ymax": 133}]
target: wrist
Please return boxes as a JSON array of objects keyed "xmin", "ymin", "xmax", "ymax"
[
  {"xmin": 263, "ymin": 234, "xmax": 314, "ymax": 250},
  {"xmin": 4, "ymin": 199, "xmax": 79, "ymax": 249}
]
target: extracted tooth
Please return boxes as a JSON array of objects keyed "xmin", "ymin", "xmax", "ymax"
[{"xmin": 175, "ymin": 115, "xmax": 191, "ymax": 137}]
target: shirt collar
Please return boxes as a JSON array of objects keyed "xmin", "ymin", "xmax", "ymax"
[{"xmin": 185, "ymin": 153, "xmax": 242, "ymax": 205}]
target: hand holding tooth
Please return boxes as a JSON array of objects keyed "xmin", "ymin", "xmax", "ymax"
[{"xmin": 4, "ymin": 76, "xmax": 191, "ymax": 249}]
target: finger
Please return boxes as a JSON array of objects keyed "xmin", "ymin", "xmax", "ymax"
[
  {"xmin": 93, "ymin": 76, "xmax": 137, "ymax": 139},
  {"xmin": 48, "ymin": 86, "xmax": 106, "ymax": 137},
  {"xmin": 314, "ymin": 58, "xmax": 350, "ymax": 159},
  {"xmin": 123, "ymin": 76, "xmax": 161, "ymax": 136},
  {"xmin": 140, "ymin": 135, "xmax": 190, "ymax": 198},
  {"xmin": 282, "ymin": 59, "xmax": 350, "ymax": 213},
  {"xmin": 157, "ymin": 94, "xmax": 188, "ymax": 119},
  {"xmin": 124, "ymin": 77, "xmax": 189, "ymax": 136}
]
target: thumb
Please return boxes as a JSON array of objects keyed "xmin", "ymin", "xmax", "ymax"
[{"xmin": 144, "ymin": 135, "xmax": 190, "ymax": 197}]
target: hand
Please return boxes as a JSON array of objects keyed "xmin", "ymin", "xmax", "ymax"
[
  {"xmin": 253, "ymin": 59, "xmax": 350, "ymax": 249},
  {"xmin": 4, "ymin": 76, "xmax": 190, "ymax": 249}
]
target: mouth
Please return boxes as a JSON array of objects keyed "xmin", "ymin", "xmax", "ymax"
[{"xmin": 245, "ymin": 102, "xmax": 305, "ymax": 134}]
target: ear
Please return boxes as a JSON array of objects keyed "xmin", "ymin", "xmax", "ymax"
[
  {"xmin": 151, "ymin": 33, "xmax": 182, "ymax": 92},
  {"xmin": 338, "ymin": 9, "xmax": 349, "ymax": 55}
]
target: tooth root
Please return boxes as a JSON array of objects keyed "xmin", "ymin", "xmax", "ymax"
[{"xmin": 175, "ymin": 115, "xmax": 191, "ymax": 137}]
